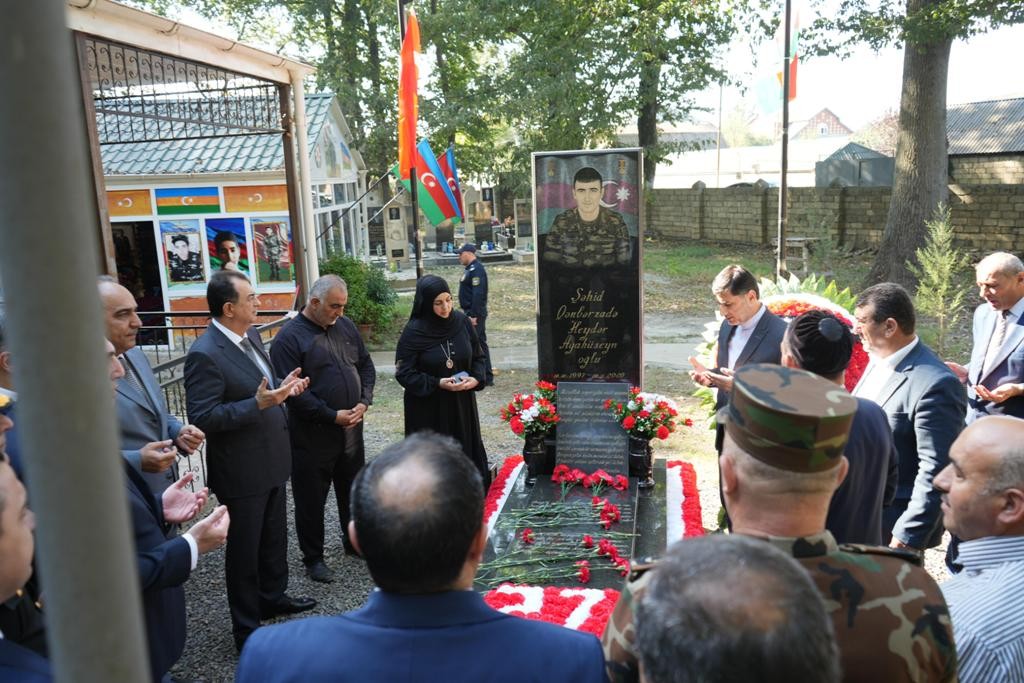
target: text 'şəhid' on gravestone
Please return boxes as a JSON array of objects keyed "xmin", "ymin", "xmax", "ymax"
[{"xmin": 532, "ymin": 148, "xmax": 643, "ymax": 386}]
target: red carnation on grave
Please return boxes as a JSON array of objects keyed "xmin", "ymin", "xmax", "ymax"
[
  {"xmin": 510, "ymin": 417, "xmax": 524, "ymax": 435},
  {"xmin": 582, "ymin": 474, "xmax": 594, "ymax": 488},
  {"xmin": 576, "ymin": 560, "xmax": 591, "ymax": 584},
  {"xmin": 684, "ymin": 418, "xmax": 693, "ymax": 427},
  {"xmin": 638, "ymin": 410, "xmax": 650, "ymax": 419},
  {"xmin": 582, "ymin": 534, "xmax": 594, "ymax": 549},
  {"xmin": 613, "ymin": 475, "xmax": 628, "ymax": 490},
  {"xmin": 592, "ymin": 495, "xmax": 603, "ymax": 507},
  {"xmin": 521, "ymin": 528, "xmax": 535, "ymax": 544},
  {"xmin": 656, "ymin": 425, "xmax": 670, "ymax": 440},
  {"xmin": 603, "ymin": 398, "xmax": 612, "ymax": 409},
  {"xmin": 537, "ymin": 380, "xmax": 556, "ymax": 392},
  {"xmin": 622, "ymin": 416, "xmax": 636, "ymax": 429},
  {"xmin": 522, "ymin": 396, "xmax": 534, "ymax": 410}
]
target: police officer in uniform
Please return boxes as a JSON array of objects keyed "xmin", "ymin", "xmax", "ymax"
[
  {"xmin": 457, "ymin": 243, "xmax": 493, "ymax": 386},
  {"xmin": 602, "ymin": 364, "xmax": 957, "ymax": 683}
]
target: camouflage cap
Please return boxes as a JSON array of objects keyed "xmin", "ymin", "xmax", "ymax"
[{"xmin": 718, "ymin": 364, "xmax": 856, "ymax": 472}]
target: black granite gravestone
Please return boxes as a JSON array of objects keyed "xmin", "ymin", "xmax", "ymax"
[{"xmin": 555, "ymin": 382, "xmax": 629, "ymax": 474}]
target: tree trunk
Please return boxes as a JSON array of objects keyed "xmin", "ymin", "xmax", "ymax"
[
  {"xmin": 637, "ymin": 56, "xmax": 661, "ymax": 186},
  {"xmin": 865, "ymin": 0, "xmax": 951, "ymax": 288}
]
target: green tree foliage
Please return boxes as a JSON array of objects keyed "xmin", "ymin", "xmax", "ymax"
[
  {"xmin": 319, "ymin": 254, "xmax": 398, "ymax": 330},
  {"xmin": 128, "ymin": 0, "xmax": 747, "ymax": 190},
  {"xmin": 804, "ymin": 0, "xmax": 1024, "ymax": 288},
  {"xmin": 907, "ymin": 204, "xmax": 970, "ymax": 357}
]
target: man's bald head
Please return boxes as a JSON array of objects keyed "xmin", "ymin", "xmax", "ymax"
[
  {"xmin": 350, "ymin": 432, "xmax": 483, "ymax": 593},
  {"xmin": 97, "ymin": 276, "xmax": 142, "ymax": 354},
  {"xmin": 935, "ymin": 416, "xmax": 1024, "ymax": 540}
]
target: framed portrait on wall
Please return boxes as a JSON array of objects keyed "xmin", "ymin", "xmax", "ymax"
[
  {"xmin": 205, "ymin": 217, "xmax": 250, "ymax": 275},
  {"xmin": 159, "ymin": 219, "xmax": 206, "ymax": 287},
  {"xmin": 251, "ymin": 217, "xmax": 294, "ymax": 284}
]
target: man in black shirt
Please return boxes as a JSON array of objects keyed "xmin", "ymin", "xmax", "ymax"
[{"xmin": 270, "ymin": 275, "xmax": 375, "ymax": 582}]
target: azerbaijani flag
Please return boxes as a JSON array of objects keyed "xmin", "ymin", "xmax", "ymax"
[
  {"xmin": 755, "ymin": 4, "xmax": 802, "ymax": 113},
  {"xmin": 392, "ymin": 140, "xmax": 460, "ymax": 227},
  {"xmin": 155, "ymin": 187, "xmax": 220, "ymax": 215},
  {"xmin": 397, "ymin": 10, "xmax": 420, "ymax": 181},
  {"xmin": 440, "ymin": 146, "xmax": 465, "ymax": 221}
]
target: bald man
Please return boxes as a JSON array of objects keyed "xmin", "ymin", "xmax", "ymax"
[
  {"xmin": 99, "ymin": 276, "xmax": 204, "ymax": 495},
  {"xmin": 935, "ymin": 416, "xmax": 1024, "ymax": 682}
]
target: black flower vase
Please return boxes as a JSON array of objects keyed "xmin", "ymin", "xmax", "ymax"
[
  {"xmin": 524, "ymin": 434, "xmax": 546, "ymax": 486},
  {"xmin": 628, "ymin": 435, "xmax": 655, "ymax": 489}
]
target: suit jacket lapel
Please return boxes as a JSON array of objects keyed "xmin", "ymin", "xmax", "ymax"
[
  {"xmin": 717, "ymin": 322, "xmax": 733, "ymax": 369},
  {"xmin": 876, "ymin": 346, "xmax": 918, "ymax": 408},
  {"xmin": 981, "ymin": 316, "xmax": 1024, "ymax": 382},
  {"xmin": 208, "ymin": 324, "xmax": 264, "ymax": 383},
  {"xmin": 117, "ymin": 351, "xmax": 157, "ymax": 415},
  {"xmin": 734, "ymin": 311, "xmax": 772, "ymax": 368}
]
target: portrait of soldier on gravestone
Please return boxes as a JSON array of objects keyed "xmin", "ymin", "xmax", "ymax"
[
  {"xmin": 543, "ymin": 166, "xmax": 632, "ymax": 269},
  {"xmin": 533, "ymin": 150, "xmax": 643, "ymax": 386}
]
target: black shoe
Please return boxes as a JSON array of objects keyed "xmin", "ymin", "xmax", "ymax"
[
  {"xmin": 306, "ymin": 560, "xmax": 334, "ymax": 583},
  {"xmin": 261, "ymin": 595, "xmax": 317, "ymax": 619}
]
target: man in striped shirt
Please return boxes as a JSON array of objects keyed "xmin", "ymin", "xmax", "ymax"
[{"xmin": 935, "ymin": 415, "xmax": 1024, "ymax": 682}]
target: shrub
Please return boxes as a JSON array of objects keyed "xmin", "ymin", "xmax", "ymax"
[
  {"xmin": 907, "ymin": 204, "xmax": 970, "ymax": 357},
  {"xmin": 319, "ymin": 254, "xmax": 398, "ymax": 331}
]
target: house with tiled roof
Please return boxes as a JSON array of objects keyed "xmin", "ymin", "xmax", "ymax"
[{"xmin": 102, "ymin": 92, "xmax": 367, "ymax": 313}]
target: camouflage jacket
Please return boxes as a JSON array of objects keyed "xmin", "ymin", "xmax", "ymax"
[
  {"xmin": 602, "ymin": 531, "xmax": 957, "ymax": 683},
  {"xmin": 543, "ymin": 207, "xmax": 631, "ymax": 268}
]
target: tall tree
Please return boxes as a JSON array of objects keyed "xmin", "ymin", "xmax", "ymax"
[{"xmin": 809, "ymin": 0, "xmax": 1024, "ymax": 287}]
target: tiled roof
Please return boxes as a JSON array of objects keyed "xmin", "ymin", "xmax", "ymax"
[
  {"xmin": 948, "ymin": 98, "xmax": 1024, "ymax": 156},
  {"xmin": 101, "ymin": 92, "xmax": 334, "ymax": 175}
]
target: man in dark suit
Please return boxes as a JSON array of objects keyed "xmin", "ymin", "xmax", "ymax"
[
  {"xmin": 689, "ymin": 265, "xmax": 787, "ymax": 456},
  {"xmin": 98, "ymin": 277, "xmax": 205, "ymax": 496},
  {"xmin": 184, "ymin": 271, "xmax": 313, "ymax": 651},
  {"xmin": 236, "ymin": 432, "xmax": 606, "ymax": 683},
  {"xmin": 946, "ymin": 252, "xmax": 1024, "ymax": 423},
  {"xmin": 103, "ymin": 337, "xmax": 231, "ymax": 682},
  {"xmin": 0, "ymin": 410, "xmax": 50, "ymax": 683},
  {"xmin": 852, "ymin": 283, "xmax": 967, "ymax": 551}
]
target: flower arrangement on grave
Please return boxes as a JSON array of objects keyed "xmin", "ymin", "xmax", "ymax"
[
  {"xmin": 500, "ymin": 381, "xmax": 560, "ymax": 439},
  {"xmin": 602, "ymin": 388, "xmax": 681, "ymax": 440},
  {"xmin": 692, "ymin": 274, "xmax": 869, "ymax": 419},
  {"xmin": 476, "ymin": 465, "xmax": 636, "ymax": 587}
]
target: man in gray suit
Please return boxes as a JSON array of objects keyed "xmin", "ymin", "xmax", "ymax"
[
  {"xmin": 99, "ymin": 277, "xmax": 205, "ymax": 496},
  {"xmin": 852, "ymin": 282, "xmax": 967, "ymax": 551},
  {"xmin": 946, "ymin": 252, "xmax": 1024, "ymax": 423},
  {"xmin": 688, "ymin": 264, "xmax": 788, "ymax": 452}
]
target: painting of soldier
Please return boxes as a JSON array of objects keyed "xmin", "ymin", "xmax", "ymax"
[
  {"xmin": 252, "ymin": 218, "xmax": 294, "ymax": 284},
  {"xmin": 159, "ymin": 219, "xmax": 206, "ymax": 286}
]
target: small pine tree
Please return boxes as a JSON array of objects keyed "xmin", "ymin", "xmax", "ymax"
[{"xmin": 907, "ymin": 204, "xmax": 969, "ymax": 357}]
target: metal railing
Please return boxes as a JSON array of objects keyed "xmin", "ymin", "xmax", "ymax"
[
  {"xmin": 137, "ymin": 310, "xmax": 291, "ymax": 364},
  {"xmin": 152, "ymin": 315, "xmax": 292, "ymax": 491}
]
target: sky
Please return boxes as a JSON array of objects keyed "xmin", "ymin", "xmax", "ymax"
[{"xmin": 700, "ymin": 21, "xmax": 1024, "ymax": 134}]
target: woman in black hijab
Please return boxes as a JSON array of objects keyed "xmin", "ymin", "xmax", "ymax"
[
  {"xmin": 395, "ymin": 275, "xmax": 491, "ymax": 489},
  {"xmin": 781, "ymin": 309, "xmax": 897, "ymax": 546}
]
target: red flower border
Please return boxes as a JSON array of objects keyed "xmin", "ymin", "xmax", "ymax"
[
  {"xmin": 483, "ymin": 455, "xmax": 524, "ymax": 529},
  {"xmin": 483, "ymin": 584, "xmax": 621, "ymax": 636},
  {"xmin": 667, "ymin": 460, "xmax": 705, "ymax": 538}
]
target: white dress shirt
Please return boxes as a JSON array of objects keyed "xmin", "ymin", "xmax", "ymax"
[
  {"xmin": 727, "ymin": 304, "xmax": 767, "ymax": 370},
  {"xmin": 853, "ymin": 336, "xmax": 919, "ymax": 402}
]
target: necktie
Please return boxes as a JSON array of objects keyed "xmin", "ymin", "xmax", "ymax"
[
  {"xmin": 240, "ymin": 337, "xmax": 273, "ymax": 386},
  {"xmin": 119, "ymin": 355, "xmax": 152, "ymax": 408},
  {"xmin": 983, "ymin": 310, "xmax": 1011, "ymax": 377}
]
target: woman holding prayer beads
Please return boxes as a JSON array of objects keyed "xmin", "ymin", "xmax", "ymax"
[{"xmin": 395, "ymin": 275, "xmax": 491, "ymax": 490}]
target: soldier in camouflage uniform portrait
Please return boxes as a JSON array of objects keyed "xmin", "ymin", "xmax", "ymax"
[
  {"xmin": 602, "ymin": 364, "xmax": 957, "ymax": 683},
  {"xmin": 167, "ymin": 234, "xmax": 204, "ymax": 283},
  {"xmin": 542, "ymin": 166, "xmax": 632, "ymax": 268}
]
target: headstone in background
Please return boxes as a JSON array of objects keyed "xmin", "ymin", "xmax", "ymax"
[
  {"xmin": 533, "ymin": 149, "xmax": 643, "ymax": 386},
  {"xmin": 435, "ymin": 224, "xmax": 454, "ymax": 252},
  {"xmin": 555, "ymin": 382, "xmax": 629, "ymax": 473}
]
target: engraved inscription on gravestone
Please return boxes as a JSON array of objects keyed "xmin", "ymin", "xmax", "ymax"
[{"xmin": 556, "ymin": 382, "xmax": 629, "ymax": 473}]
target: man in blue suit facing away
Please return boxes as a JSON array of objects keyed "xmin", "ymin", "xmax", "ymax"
[{"xmin": 237, "ymin": 432, "xmax": 607, "ymax": 683}]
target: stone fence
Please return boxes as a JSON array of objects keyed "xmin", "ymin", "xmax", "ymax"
[{"xmin": 648, "ymin": 183, "xmax": 1024, "ymax": 252}]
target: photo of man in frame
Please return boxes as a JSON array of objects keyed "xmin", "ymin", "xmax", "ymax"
[{"xmin": 543, "ymin": 166, "xmax": 632, "ymax": 268}]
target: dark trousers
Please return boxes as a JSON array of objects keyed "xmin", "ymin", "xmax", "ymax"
[
  {"xmin": 475, "ymin": 315, "xmax": 494, "ymax": 385},
  {"xmin": 220, "ymin": 484, "xmax": 289, "ymax": 640},
  {"xmin": 292, "ymin": 422, "xmax": 365, "ymax": 564}
]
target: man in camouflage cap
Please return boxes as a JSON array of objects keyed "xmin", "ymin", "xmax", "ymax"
[{"xmin": 602, "ymin": 364, "xmax": 957, "ymax": 683}]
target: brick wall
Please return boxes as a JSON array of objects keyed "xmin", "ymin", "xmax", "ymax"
[
  {"xmin": 649, "ymin": 184, "xmax": 1024, "ymax": 252},
  {"xmin": 950, "ymin": 154, "xmax": 1024, "ymax": 185}
]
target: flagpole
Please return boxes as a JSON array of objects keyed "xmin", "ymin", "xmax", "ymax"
[
  {"xmin": 776, "ymin": 0, "xmax": 792, "ymax": 279},
  {"xmin": 398, "ymin": 0, "xmax": 424, "ymax": 279}
]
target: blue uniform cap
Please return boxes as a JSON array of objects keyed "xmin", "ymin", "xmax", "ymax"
[{"xmin": 457, "ymin": 243, "xmax": 477, "ymax": 254}]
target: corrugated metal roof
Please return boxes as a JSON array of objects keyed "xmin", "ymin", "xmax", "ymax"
[
  {"xmin": 101, "ymin": 92, "xmax": 334, "ymax": 175},
  {"xmin": 948, "ymin": 98, "xmax": 1024, "ymax": 155},
  {"xmin": 825, "ymin": 142, "xmax": 887, "ymax": 161}
]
